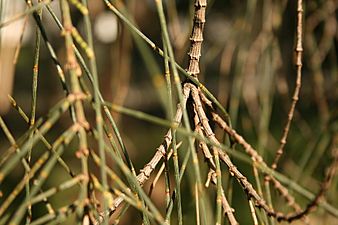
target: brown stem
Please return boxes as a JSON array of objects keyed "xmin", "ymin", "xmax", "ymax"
[
  {"xmin": 212, "ymin": 97, "xmax": 338, "ymax": 222},
  {"xmin": 186, "ymin": 0, "xmax": 207, "ymax": 78},
  {"xmin": 95, "ymin": 84, "xmax": 191, "ymax": 224},
  {"xmin": 271, "ymin": 0, "xmax": 303, "ymax": 171},
  {"xmin": 192, "ymin": 98, "xmax": 238, "ymax": 225},
  {"xmin": 282, "ymin": 135, "xmax": 338, "ymax": 222}
]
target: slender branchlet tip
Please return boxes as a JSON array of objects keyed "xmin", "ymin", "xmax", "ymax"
[{"xmin": 7, "ymin": 95, "xmax": 16, "ymax": 105}]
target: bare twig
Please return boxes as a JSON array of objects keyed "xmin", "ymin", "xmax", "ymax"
[
  {"xmin": 95, "ymin": 84, "xmax": 191, "ymax": 224},
  {"xmin": 193, "ymin": 102, "xmax": 238, "ymax": 225},
  {"xmin": 189, "ymin": 85, "xmax": 279, "ymax": 217},
  {"xmin": 281, "ymin": 135, "xmax": 338, "ymax": 222},
  {"xmin": 186, "ymin": 0, "xmax": 207, "ymax": 78},
  {"xmin": 271, "ymin": 0, "xmax": 304, "ymax": 170},
  {"xmin": 211, "ymin": 95, "xmax": 338, "ymax": 222}
]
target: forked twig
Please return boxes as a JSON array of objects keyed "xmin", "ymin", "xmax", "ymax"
[
  {"xmin": 193, "ymin": 102, "xmax": 238, "ymax": 225},
  {"xmin": 190, "ymin": 84, "xmax": 278, "ymax": 217},
  {"xmin": 95, "ymin": 85, "xmax": 191, "ymax": 224}
]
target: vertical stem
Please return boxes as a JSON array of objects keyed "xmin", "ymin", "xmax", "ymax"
[
  {"xmin": 162, "ymin": 37, "xmax": 173, "ymax": 223},
  {"xmin": 185, "ymin": 1, "xmax": 209, "ymax": 224},
  {"xmin": 99, "ymin": 2, "xmax": 136, "ymax": 177},
  {"xmin": 195, "ymin": 183, "xmax": 200, "ymax": 225},
  {"xmin": 26, "ymin": 0, "xmax": 42, "ymax": 223},
  {"xmin": 271, "ymin": 0, "xmax": 303, "ymax": 170},
  {"xmin": 81, "ymin": 0, "xmax": 105, "ymax": 222},
  {"xmin": 213, "ymin": 147, "xmax": 222, "ymax": 225},
  {"xmin": 32, "ymin": 4, "xmax": 78, "ymax": 124},
  {"xmin": 265, "ymin": 1, "xmax": 304, "ymax": 222},
  {"xmin": 155, "ymin": 1, "xmax": 184, "ymax": 223},
  {"xmin": 186, "ymin": 0, "xmax": 206, "ymax": 79},
  {"xmin": 29, "ymin": 0, "xmax": 41, "ymax": 128},
  {"xmin": 249, "ymin": 200, "xmax": 259, "ymax": 225},
  {"xmin": 60, "ymin": 0, "xmax": 90, "ymax": 223}
]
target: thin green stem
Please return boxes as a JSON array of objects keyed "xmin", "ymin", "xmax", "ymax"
[
  {"xmin": 30, "ymin": 6, "xmax": 77, "ymax": 123},
  {"xmin": 155, "ymin": 1, "xmax": 182, "ymax": 224},
  {"xmin": 0, "ymin": 98, "xmax": 72, "ymax": 183},
  {"xmin": 0, "ymin": 0, "xmax": 51, "ymax": 28},
  {"xmin": 0, "ymin": 151, "xmax": 49, "ymax": 218},
  {"xmin": 26, "ymin": 3, "xmax": 42, "ymax": 222},
  {"xmin": 22, "ymin": 175, "xmax": 83, "ymax": 208},
  {"xmin": 29, "ymin": 203, "xmax": 79, "ymax": 225},
  {"xmin": 81, "ymin": 0, "xmax": 107, "ymax": 222},
  {"xmin": 8, "ymin": 95, "xmax": 76, "ymax": 177},
  {"xmin": 9, "ymin": 127, "xmax": 77, "ymax": 225},
  {"xmin": 162, "ymin": 29, "xmax": 173, "ymax": 225},
  {"xmin": 60, "ymin": 1, "xmax": 90, "ymax": 223},
  {"xmin": 99, "ymin": 138, "xmax": 166, "ymax": 224},
  {"xmin": 104, "ymin": 101, "xmax": 338, "ymax": 217},
  {"xmin": 103, "ymin": 0, "xmax": 230, "ymax": 123},
  {"xmin": 214, "ymin": 149, "xmax": 222, "ymax": 225},
  {"xmin": 45, "ymin": 3, "xmax": 137, "ymax": 179},
  {"xmin": 155, "ymin": 1, "xmax": 207, "ymax": 224}
]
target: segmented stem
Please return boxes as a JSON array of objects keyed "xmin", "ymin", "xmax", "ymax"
[
  {"xmin": 186, "ymin": 0, "xmax": 207, "ymax": 78},
  {"xmin": 271, "ymin": 0, "xmax": 303, "ymax": 170}
]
